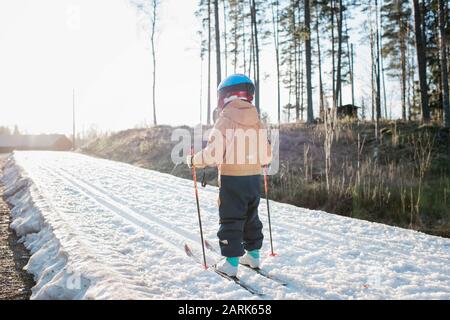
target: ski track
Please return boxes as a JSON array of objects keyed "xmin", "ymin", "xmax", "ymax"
[
  {"xmin": 62, "ymin": 154, "xmax": 448, "ymax": 266},
  {"xmin": 42, "ymin": 161, "xmax": 315, "ymax": 298},
  {"xmin": 57, "ymin": 155, "xmax": 450, "ymax": 271},
  {"xmin": 2, "ymin": 151, "xmax": 450, "ymax": 300}
]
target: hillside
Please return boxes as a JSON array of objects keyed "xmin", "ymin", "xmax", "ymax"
[{"xmin": 81, "ymin": 122, "xmax": 450, "ymax": 237}]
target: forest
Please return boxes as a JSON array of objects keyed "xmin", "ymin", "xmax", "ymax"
[{"xmin": 188, "ymin": 0, "xmax": 450, "ymax": 127}]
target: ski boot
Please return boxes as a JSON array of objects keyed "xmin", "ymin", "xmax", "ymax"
[
  {"xmin": 240, "ymin": 250, "xmax": 260, "ymax": 269},
  {"xmin": 216, "ymin": 257, "xmax": 239, "ymax": 277}
]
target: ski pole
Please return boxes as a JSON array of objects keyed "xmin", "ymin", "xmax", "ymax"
[
  {"xmin": 263, "ymin": 165, "xmax": 276, "ymax": 256},
  {"xmin": 191, "ymin": 147, "xmax": 208, "ymax": 269}
]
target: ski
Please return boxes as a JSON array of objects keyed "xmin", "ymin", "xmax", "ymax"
[
  {"xmin": 184, "ymin": 243, "xmax": 264, "ymax": 297},
  {"xmin": 239, "ymin": 264, "xmax": 288, "ymax": 286},
  {"xmin": 204, "ymin": 240, "xmax": 288, "ymax": 286},
  {"xmin": 204, "ymin": 239, "xmax": 217, "ymax": 252},
  {"xmin": 212, "ymin": 265, "xmax": 265, "ymax": 296}
]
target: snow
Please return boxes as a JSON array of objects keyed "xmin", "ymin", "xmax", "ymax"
[{"xmin": 1, "ymin": 150, "xmax": 450, "ymax": 300}]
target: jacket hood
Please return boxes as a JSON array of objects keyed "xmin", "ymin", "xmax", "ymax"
[{"xmin": 221, "ymin": 99, "xmax": 259, "ymax": 126}]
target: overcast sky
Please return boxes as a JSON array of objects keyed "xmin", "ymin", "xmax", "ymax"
[{"xmin": 0, "ymin": 0, "xmax": 399, "ymax": 135}]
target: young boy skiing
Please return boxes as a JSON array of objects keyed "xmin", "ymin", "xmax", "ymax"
[{"xmin": 187, "ymin": 74, "xmax": 272, "ymax": 277}]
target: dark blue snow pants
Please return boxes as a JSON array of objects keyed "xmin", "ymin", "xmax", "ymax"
[{"xmin": 218, "ymin": 175, "xmax": 264, "ymax": 257}]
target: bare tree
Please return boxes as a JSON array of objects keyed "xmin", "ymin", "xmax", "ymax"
[{"xmin": 131, "ymin": 0, "xmax": 160, "ymax": 126}]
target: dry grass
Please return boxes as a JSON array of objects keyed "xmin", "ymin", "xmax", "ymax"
[{"xmin": 269, "ymin": 120, "xmax": 450, "ymax": 237}]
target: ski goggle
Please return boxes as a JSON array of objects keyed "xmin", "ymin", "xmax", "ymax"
[{"xmin": 218, "ymin": 91, "xmax": 254, "ymax": 110}]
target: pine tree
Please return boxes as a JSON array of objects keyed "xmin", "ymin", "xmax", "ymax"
[
  {"xmin": 271, "ymin": 0, "xmax": 282, "ymax": 124},
  {"xmin": 413, "ymin": 0, "xmax": 431, "ymax": 123},
  {"xmin": 422, "ymin": 0, "xmax": 450, "ymax": 122},
  {"xmin": 279, "ymin": 0, "xmax": 300, "ymax": 121},
  {"xmin": 381, "ymin": 0, "xmax": 412, "ymax": 121},
  {"xmin": 305, "ymin": 0, "xmax": 314, "ymax": 123},
  {"xmin": 438, "ymin": 0, "xmax": 449, "ymax": 126},
  {"xmin": 314, "ymin": 0, "xmax": 325, "ymax": 121}
]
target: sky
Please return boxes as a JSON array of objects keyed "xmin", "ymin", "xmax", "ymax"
[{"xmin": 0, "ymin": 0, "xmax": 400, "ymax": 135}]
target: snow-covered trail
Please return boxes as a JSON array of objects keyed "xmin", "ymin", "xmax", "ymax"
[{"xmin": 2, "ymin": 151, "xmax": 450, "ymax": 299}]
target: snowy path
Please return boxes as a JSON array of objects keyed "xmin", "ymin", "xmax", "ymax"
[{"xmin": 2, "ymin": 151, "xmax": 450, "ymax": 299}]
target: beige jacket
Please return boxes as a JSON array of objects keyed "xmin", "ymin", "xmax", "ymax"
[{"xmin": 192, "ymin": 99, "xmax": 272, "ymax": 176}]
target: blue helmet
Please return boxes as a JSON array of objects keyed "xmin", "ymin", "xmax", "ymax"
[{"xmin": 218, "ymin": 74, "xmax": 255, "ymax": 96}]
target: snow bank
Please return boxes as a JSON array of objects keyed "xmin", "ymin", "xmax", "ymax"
[{"xmin": 1, "ymin": 155, "xmax": 90, "ymax": 299}]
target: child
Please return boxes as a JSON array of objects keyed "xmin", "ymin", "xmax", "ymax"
[{"xmin": 187, "ymin": 74, "xmax": 272, "ymax": 277}]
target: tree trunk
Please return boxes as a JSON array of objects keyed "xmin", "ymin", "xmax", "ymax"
[
  {"xmin": 298, "ymin": 3, "xmax": 304, "ymax": 121},
  {"xmin": 316, "ymin": 1, "xmax": 324, "ymax": 121},
  {"xmin": 345, "ymin": 15, "xmax": 354, "ymax": 107},
  {"xmin": 300, "ymin": 40, "xmax": 304, "ymax": 121},
  {"xmin": 222, "ymin": 0, "xmax": 227, "ymax": 77},
  {"xmin": 151, "ymin": 0, "xmax": 157, "ymax": 126},
  {"xmin": 379, "ymin": 5, "xmax": 387, "ymax": 119},
  {"xmin": 214, "ymin": 0, "xmax": 221, "ymax": 87},
  {"xmin": 381, "ymin": 44, "xmax": 388, "ymax": 119},
  {"xmin": 241, "ymin": 2, "xmax": 247, "ymax": 74},
  {"xmin": 249, "ymin": 16, "xmax": 254, "ymax": 77},
  {"xmin": 412, "ymin": 0, "xmax": 430, "ymax": 123},
  {"xmin": 407, "ymin": 21, "xmax": 413, "ymax": 121},
  {"xmin": 369, "ymin": 3, "xmax": 375, "ymax": 122},
  {"xmin": 250, "ymin": 0, "xmax": 260, "ymax": 114},
  {"xmin": 335, "ymin": 0, "xmax": 343, "ymax": 109},
  {"xmin": 305, "ymin": 0, "xmax": 314, "ymax": 123},
  {"xmin": 207, "ymin": 0, "xmax": 212, "ymax": 125},
  {"xmin": 380, "ymin": 33, "xmax": 388, "ymax": 119},
  {"xmin": 331, "ymin": 0, "xmax": 336, "ymax": 109},
  {"xmin": 400, "ymin": 43, "xmax": 407, "ymax": 121},
  {"xmin": 398, "ymin": 0, "xmax": 407, "ymax": 121},
  {"xmin": 375, "ymin": 0, "xmax": 381, "ymax": 121},
  {"xmin": 293, "ymin": 1, "xmax": 299, "ymax": 121},
  {"xmin": 233, "ymin": 4, "xmax": 238, "ymax": 73},
  {"xmin": 439, "ymin": 0, "xmax": 449, "ymax": 127},
  {"xmin": 271, "ymin": 0, "xmax": 281, "ymax": 124},
  {"xmin": 351, "ymin": 43, "xmax": 355, "ymax": 108}
]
